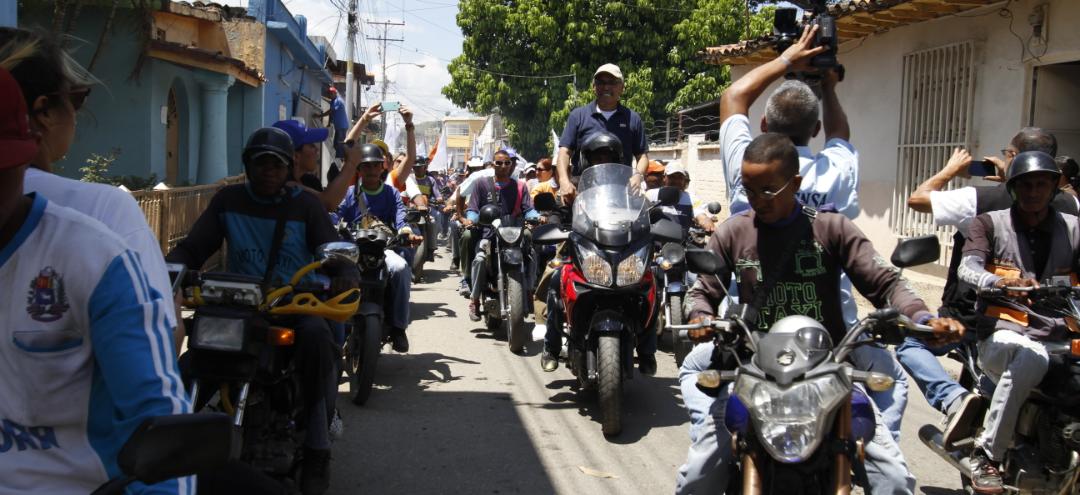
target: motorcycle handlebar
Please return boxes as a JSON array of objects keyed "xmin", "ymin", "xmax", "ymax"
[{"xmin": 978, "ymin": 285, "xmax": 1079, "ymax": 299}]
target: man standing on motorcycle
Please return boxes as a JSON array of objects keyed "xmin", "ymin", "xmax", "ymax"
[
  {"xmin": 332, "ymin": 143, "xmax": 420, "ymax": 353},
  {"xmin": 676, "ymin": 133, "xmax": 965, "ymax": 495},
  {"xmin": 167, "ymin": 127, "xmax": 359, "ymax": 495},
  {"xmin": 464, "ymin": 150, "xmax": 541, "ymax": 321},
  {"xmin": 956, "ymin": 151, "xmax": 1080, "ymax": 494}
]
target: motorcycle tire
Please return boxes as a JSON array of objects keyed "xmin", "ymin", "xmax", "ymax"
[
  {"xmin": 598, "ymin": 334, "xmax": 623, "ymax": 436},
  {"xmin": 412, "ymin": 237, "xmax": 427, "ymax": 283},
  {"xmin": 670, "ymin": 295, "xmax": 692, "ymax": 368},
  {"xmin": 506, "ymin": 270, "xmax": 528, "ymax": 354},
  {"xmin": 350, "ymin": 314, "xmax": 382, "ymax": 406}
]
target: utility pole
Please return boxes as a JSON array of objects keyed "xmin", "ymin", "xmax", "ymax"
[
  {"xmin": 367, "ymin": 19, "xmax": 404, "ymax": 132},
  {"xmin": 344, "ymin": 0, "xmax": 358, "ymax": 122}
]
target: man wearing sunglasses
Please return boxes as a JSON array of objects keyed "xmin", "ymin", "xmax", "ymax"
[{"xmin": 556, "ymin": 63, "xmax": 649, "ymax": 201}]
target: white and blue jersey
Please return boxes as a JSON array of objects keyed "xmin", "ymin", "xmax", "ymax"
[{"xmin": 0, "ymin": 194, "xmax": 191, "ymax": 494}]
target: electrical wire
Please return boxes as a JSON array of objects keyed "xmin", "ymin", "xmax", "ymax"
[{"xmin": 387, "ymin": 42, "xmax": 576, "ymax": 80}]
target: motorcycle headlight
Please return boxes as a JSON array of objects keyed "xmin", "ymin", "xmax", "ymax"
[
  {"xmin": 732, "ymin": 372, "xmax": 849, "ymax": 463},
  {"xmin": 498, "ymin": 226, "xmax": 523, "ymax": 244},
  {"xmin": 193, "ymin": 317, "xmax": 246, "ymax": 352},
  {"xmin": 616, "ymin": 245, "xmax": 648, "ymax": 287},
  {"xmin": 575, "ymin": 242, "xmax": 611, "ymax": 287}
]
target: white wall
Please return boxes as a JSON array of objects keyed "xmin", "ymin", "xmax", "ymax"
[{"xmin": 730, "ymin": 0, "xmax": 1080, "ymax": 265}]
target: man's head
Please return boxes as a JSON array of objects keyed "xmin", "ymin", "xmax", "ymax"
[
  {"xmin": 524, "ymin": 164, "xmax": 537, "ymax": 181},
  {"xmin": 646, "ymin": 160, "xmax": 665, "ymax": 190},
  {"xmin": 1007, "ymin": 151, "xmax": 1060, "ymax": 214},
  {"xmin": 763, "ymin": 80, "xmax": 821, "ymax": 146},
  {"xmin": 372, "ymin": 139, "xmax": 392, "ymax": 170},
  {"xmin": 356, "ymin": 143, "xmax": 386, "ymax": 189},
  {"xmin": 327, "ymin": 86, "xmax": 338, "ymax": 98},
  {"xmin": 272, "ymin": 119, "xmax": 328, "ymax": 176},
  {"xmin": 664, "ymin": 163, "xmax": 689, "ymax": 190},
  {"xmin": 581, "ymin": 131, "xmax": 622, "ymax": 169},
  {"xmin": 493, "ymin": 150, "xmax": 516, "ymax": 180},
  {"xmin": 466, "ymin": 156, "xmax": 485, "ymax": 176},
  {"xmin": 413, "ymin": 156, "xmax": 429, "ymax": 177},
  {"xmin": 593, "ymin": 63, "xmax": 624, "ymax": 110},
  {"xmin": 242, "ymin": 127, "xmax": 294, "ymax": 197},
  {"xmin": 741, "ymin": 132, "xmax": 802, "ymax": 223}
]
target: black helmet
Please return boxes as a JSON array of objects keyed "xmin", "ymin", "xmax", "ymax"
[
  {"xmin": 414, "ymin": 156, "xmax": 429, "ymax": 167},
  {"xmin": 1007, "ymin": 151, "xmax": 1060, "ymax": 195},
  {"xmin": 580, "ymin": 131, "xmax": 622, "ymax": 169},
  {"xmin": 357, "ymin": 143, "xmax": 385, "ymax": 164},
  {"xmin": 478, "ymin": 204, "xmax": 502, "ymax": 226},
  {"xmin": 242, "ymin": 127, "xmax": 294, "ymax": 169}
]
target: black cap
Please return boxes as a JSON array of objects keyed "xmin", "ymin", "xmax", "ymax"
[
  {"xmin": 243, "ymin": 127, "xmax": 294, "ymax": 168},
  {"xmin": 1007, "ymin": 151, "xmax": 1060, "ymax": 192}
]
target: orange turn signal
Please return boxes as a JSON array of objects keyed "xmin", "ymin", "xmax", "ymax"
[
  {"xmin": 1071, "ymin": 339, "xmax": 1080, "ymax": 358},
  {"xmin": 269, "ymin": 327, "xmax": 296, "ymax": 346}
]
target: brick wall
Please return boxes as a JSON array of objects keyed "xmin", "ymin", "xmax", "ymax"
[{"xmin": 652, "ymin": 134, "xmax": 731, "ymax": 220}]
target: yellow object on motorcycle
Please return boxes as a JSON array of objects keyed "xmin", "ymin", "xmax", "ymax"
[
  {"xmin": 269, "ymin": 289, "xmax": 360, "ymax": 322},
  {"xmin": 697, "ymin": 370, "xmax": 722, "ymax": 389},
  {"xmin": 864, "ymin": 372, "xmax": 895, "ymax": 392}
]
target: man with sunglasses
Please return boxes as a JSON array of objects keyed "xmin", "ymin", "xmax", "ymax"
[
  {"xmin": 556, "ymin": 64, "xmax": 649, "ymax": 201},
  {"xmin": 675, "ymin": 133, "xmax": 965, "ymax": 495}
]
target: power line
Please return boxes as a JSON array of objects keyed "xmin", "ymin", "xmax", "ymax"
[{"xmin": 387, "ymin": 41, "xmax": 576, "ymax": 80}]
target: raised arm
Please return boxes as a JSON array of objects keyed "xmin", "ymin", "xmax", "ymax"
[
  {"xmin": 820, "ymin": 68, "xmax": 849, "ymax": 141},
  {"xmin": 908, "ymin": 147, "xmax": 971, "ymax": 213},
  {"xmin": 345, "ymin": 103, "xmax": 382, "ymax": 143},
  {"xmin": 719, "ymin": 25, "xmax": 827, "ymax": 123}
]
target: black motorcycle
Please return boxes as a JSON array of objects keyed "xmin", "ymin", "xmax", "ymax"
[
  {"xmin": 179, "ymin": 257, "xmax": 359, "ymax": 486},
  {"xmin": 532, "ymin": 163, "xmax": 684, "ymax": 436},
  {"xmin": 670, "ymin": 235, "xmax": 941, "ymax": 494},
  {"xmin": 407, "ymin": 206, "xmax": 435, "ymax": 283},
  {"xmin": 919, "ymin": 284, "xmax": 1080, "ymax": 493},
  {"xmin": 473, "ymin": 203, "xmax": 534, "ymax": 354}
]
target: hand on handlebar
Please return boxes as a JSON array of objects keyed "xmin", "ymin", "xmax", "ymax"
[
  {"xmin": 924, "ymin": 317, "xmax": 965, "ymax": 347},
  {"xmin": 687, "ymin": 316, "xmax": 715, "ymax": 343},
  {"xmin": 408, "ymin": 234, "xmax": 423, "ymax": 247},
  {"xmin": 994, "ymin": 277, "xmax": 1039, "ymax": 299},
  {"xmin": 558, "ymin": 180, "xmax": 577, "ymax": 203}
]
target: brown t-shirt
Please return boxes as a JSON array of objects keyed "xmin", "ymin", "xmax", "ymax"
[{"xmin": 688, "ymin": 208, "xmax": 931, "ymax": 343}]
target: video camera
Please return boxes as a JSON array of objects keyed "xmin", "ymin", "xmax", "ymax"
[{"xmin": 769, "ymin": 0, "xmax": 844, "ymax": 82}]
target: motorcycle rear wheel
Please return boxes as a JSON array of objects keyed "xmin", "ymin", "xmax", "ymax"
[
  {"xmin": 412, "ymin": 236, "xmax": 427, "ymax": 283},
  {"xmin": 670, "ymin": 295, "xmax": 691, "ymax": 367},
  {"xmin": 506, "ymin": 270, "xmax": 528, "ymax": 354},
  {"xmin": 350, "ymin": 314, "xmax": 383, "ymax": 406},
  {"xmin": 598, "ymin": 334, "xmax": 623, "ymax": 436}
]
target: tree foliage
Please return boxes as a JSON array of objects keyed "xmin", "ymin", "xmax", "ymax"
[{"xmin": 443, "ymin": 0, "xmax": 773, "ymax": 157}]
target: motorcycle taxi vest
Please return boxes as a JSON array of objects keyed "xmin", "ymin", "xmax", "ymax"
[{"xmin": 978, "ymin": 207, "xmax": 1080, "ymax": 340}]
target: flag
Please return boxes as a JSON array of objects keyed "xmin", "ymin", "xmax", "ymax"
[
  {"xmin": 416, "ymin": 138, "xmax": 429, "ymax": 158},
  {"xmin": 551, "ymin": 129, "xmax": 559, "ymax": 159},
  {"xmin": 383, "ymin": 113, "xmax": 402, "ymax": 154},
  {"xmin": 429, "ymin": 125, "xmax": 449, "ymax": 172}
]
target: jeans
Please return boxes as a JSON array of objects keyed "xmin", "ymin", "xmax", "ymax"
[
  {"xmin": 470, "ymin": 239, "xmax": 491, "ymax": 301},
  {"xmin": 542, "ymin": 265, "xmax": 657, "ymax": 357},
  {"xmin": 850, "ymin": 344, "xmax": 908, "ymax": 443},
  {"xmin": 896, "ymin": 337, "xmax": 967, "ymax": 414},
  {"xmin": 384, "ymin": 249, "xmax": 412, "ymax": 331},
  {"xmin": 975, "ymin": 330, "xmax": 1050, "ymax": 461},
  {"xmin": 675, "ymin": 343, "xmax": 915, "ymax": 495},
  {"xmin": 460, "ymin": 228, "xmax": 479, "ymax": 283},
  {"xmin": 449, "ymin": 220, "xmax": 462, "ymax": 263}
]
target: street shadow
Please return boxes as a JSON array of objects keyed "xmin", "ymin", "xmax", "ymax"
[
  {"xmin": 415, "ymin": 266, "xmax": 451, "ymax": 284},
  {"xmin": 367, "ymin": 352, "xmax": 480, "ymax": 396},
  {"xmin": 920, "ymin": 488, "xmax": 964, "ymax": 495},
  {"xmin": 538, "ymin": 367, "xmax": 686, "ymax": 444},
  {"xmin": 331, "ymin": 389, "xmax": 557, "ymax": 495},
  {"xmin": 410, "ymin": 301, "xmax": 456, "ymax": 320}
]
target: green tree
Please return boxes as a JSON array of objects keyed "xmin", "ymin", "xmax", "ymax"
[{"xmin": 443, "ymin": 0, "xmax": 773, "ymax": 157}]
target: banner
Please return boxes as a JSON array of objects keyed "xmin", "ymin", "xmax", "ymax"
[
  {"xmin": 551, "ymin": 129, "xmax": 559, "ymax": 160},
  {"xmin": 429, "ymin": 125, "xmax": 449, "ymax": 172},
  {"xmin": 383, "ymin": 113, "xmax": 402, "ymax": 155}
]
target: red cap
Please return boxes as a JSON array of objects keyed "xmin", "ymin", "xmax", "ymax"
[
  {"xmin": 0, "ymin": 68, "xmax": 37, "ymax": 170},
  {"xmin": 328, "ymin": 86, "xmax": 338, "ymax": 95}
]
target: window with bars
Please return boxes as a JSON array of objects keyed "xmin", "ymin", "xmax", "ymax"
[{"xmin": 890, "ymin": 41, "xmax": 977, "ymax": 266}]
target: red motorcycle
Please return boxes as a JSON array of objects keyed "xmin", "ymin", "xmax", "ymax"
[{"xmin": 534, "ymin": 163, "xmax": 683, "ymax": 436}]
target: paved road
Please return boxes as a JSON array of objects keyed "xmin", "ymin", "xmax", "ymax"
[{"xmin": 329, "ymin": 246, "xmax": 963, "ymax": 494}]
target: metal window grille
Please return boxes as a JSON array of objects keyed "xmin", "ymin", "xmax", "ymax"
[{"xmin": 890, "ymin": 41, "xmax": 977, "ymax": 266}]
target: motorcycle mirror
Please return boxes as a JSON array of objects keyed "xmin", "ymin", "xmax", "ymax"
[
  {"xmin": 657, "ymin": 186, "xmax": 681, "ymax": 206},
  {"xmin": 533, "ymin": 192, "xmax": 558, "ymax": 211},
  {"xmin": 651, "ymin": 218, "xmax": 684, "ymax": 243},
  {"xmin": 890, "ymin": 235, "xmax": 940, "ymax": 268},
  {"xmin": 118, "ymin": 413, "xmax": 232, "ymax": 485},
  {"xmin": 533, "ymin": 223, "xmax": 570, "ymax": 245},
  {"xmin": 685, "ymin": 248, "xmax": 723, "ymax": 275},
  {"xmin": 317, "ymin": 241, "xmax": 360, "ymax": 264},
  {"xmin": 707, "ymin": 202, "xmax": 722, "ymax": 215}
]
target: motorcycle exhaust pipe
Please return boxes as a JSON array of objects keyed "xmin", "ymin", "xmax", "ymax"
[
  {"xmin": 742, "ymin": 451, "xmax": 762, "ymax": 495},
  {"xmin": 917, "ymin": 425, "xmax": 972, "ymax": 476}
]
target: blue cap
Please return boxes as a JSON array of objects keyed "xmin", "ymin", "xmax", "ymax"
[{"xmin": 272, "ymin": 119, "xmax": 329, "ymax": 149}]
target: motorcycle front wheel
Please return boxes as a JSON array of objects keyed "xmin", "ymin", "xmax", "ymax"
[
  {"xmin": 506, "ymin": 270, "xmax": 528, "ymax": 354},
  {"xmin": 598, "ymin": 334, "xmax": 623, "ymax": 436},
  {"xmin": 349, "ymin": 314, "xmax": 383, "ymax": 406},
  {"xmin": 411, "ymin": 235, "xmax": 427, "ymax": 283},
  {"xmin": 670, "ymin": 294, "xmax": 692, "ymax": 367}
]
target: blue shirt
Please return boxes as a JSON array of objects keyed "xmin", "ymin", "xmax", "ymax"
[
  {"xmin": 333, "ymin": 184, "xmax": 407, "ymax": 230},
  {"xmin": 331, "ymin": 96, "xmax": 349, "ymax": 131},
  {"xmin": 559, "ymin": 101, "xmax": 648, "ymax": 173}
]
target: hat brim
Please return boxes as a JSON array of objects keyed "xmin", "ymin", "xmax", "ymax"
[
  {"xmin": 299, "ymin": 127, "xmax": 329, "ymax": 146},
  {"xmin": 250, "ymin": 150, "xmax": 290, "ymax": 165},
  {"xmin": 0, "ymin": 139, "xmax": 38, "ymax": 170}
]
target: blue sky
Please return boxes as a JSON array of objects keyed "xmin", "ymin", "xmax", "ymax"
[{"xmin": 222, "ymin": 0, "xmax": 469, "ymax": 123}]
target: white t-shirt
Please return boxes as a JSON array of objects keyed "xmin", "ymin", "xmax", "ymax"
[
  {"xmin": 24, "ymin": 168, "xmax": 176, "ymax": 327},
  {"xmin": 645, "ymin": 188, "xmax": 707, "ymax": 218},
  {"xmin": 599, "ymin": 109, "xmax": 617, "ymax": 121},
  {"xmin": 0, "ymin": 194, "xmax": 190, "ymax": 494},
  {"xmin": 720, "ymin": 114, "xmax": 860, "ymax": 219},
  {"xmin": 929, "ymin": 187, "xmax": 978, "ymax": 232}
]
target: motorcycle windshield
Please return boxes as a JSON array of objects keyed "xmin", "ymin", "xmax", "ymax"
[{"xmin": 572, "ymin": 163, "xmax": 649, "ymax": 247}]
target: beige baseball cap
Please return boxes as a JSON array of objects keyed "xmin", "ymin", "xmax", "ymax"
[
  {"xmin": 665, "ymin": 163, "xmax": 688, "ymax": 177},
  {"xmin": 593, "ymin": 63, "xmax": 623, "ymax": 81}
]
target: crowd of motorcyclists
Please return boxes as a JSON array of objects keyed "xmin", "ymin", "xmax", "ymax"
[{"xmin": 4, "ymin": 22, "xmax": 1080, "ymax": 495}]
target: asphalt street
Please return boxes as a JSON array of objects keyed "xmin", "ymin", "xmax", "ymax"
[{"xmin": 329, "ymin": 244, "xmax": 964, "ymax": 494}]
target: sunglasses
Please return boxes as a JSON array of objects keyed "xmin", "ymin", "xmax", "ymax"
[
  {"xmin": 536, "ymin": 167, "xmax": 551, "ymax": 172},
  {"xmin": 594, "ymin": 78, "xmax": 620, "ymax": 87},
  {"xmin": 494, "ymin": 160, "xmax": 514, "ymax": 166},
  {"xmin": 742, "ymin": 176, "xmax": 794, "ymax": 201}
]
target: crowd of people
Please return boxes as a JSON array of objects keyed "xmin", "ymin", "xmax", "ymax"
[{"xmin": 2, "ymin": 22, "xmax": 1080, "ymax": 495}]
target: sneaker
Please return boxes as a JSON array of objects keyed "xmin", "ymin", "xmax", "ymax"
[
  {"xmin": 449, "ymin": 261, "xmax": 459, "ymax": 270},
  {"xmin": 968, "ymin": 449, "xmax": 1004, "ymax": 494},
  {"xmin": 389, "ymin": 328, "xmax": 409, "ymax": 353},
  {"xmin": 301, "ymin": 448, "xmax": 331, "ymax": 495},
  {"xmin": 638, "ymin": 354, "xmax": 657, "ymax": 376},
  {"xmin": 943, "ymin": 393, "xmax": 982, "ymax": 449},
  {"xmin": 329, "ymin": 409, "xmax": 344, "ymax": 441},
  {"xmin": 468, "ymin": 300, "xmax": 482, "ymax": 322},
  {"xmin": 541, "ymin": 350, "xmax": 559, "ymax": 372},
  {"xmin": 459, "ymin": 279, "xmax": 471, "ymax": 297}
]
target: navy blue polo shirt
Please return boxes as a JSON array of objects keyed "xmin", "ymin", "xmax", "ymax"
[{"xmin": 559, "ymin": 101, "xmax": 648, "ymax": 174}]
